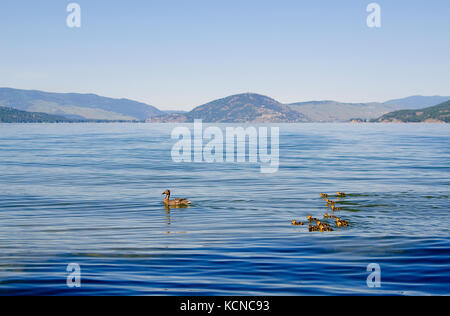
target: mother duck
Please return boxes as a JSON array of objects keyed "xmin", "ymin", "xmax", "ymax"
[{"xmin": 162, "ymin": 190, "xmax": 192, "ymax": 206}]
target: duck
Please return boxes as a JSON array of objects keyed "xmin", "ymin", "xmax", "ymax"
[
  {"xmin": 162, "ymin": 190, "xmax": 192, "ymax": 206},
  {"xmin": 309, "ymin": 224, "xmax": 320, "ymax": 232},
  {"xmin": 336, "ymin": 192, "xmax": 347, "ymax": 197},
  {"xmin": 325, "ymin": 199, "xmax": 336, "ymax": 205},
  {"xmin": 292, "ymin": 220, "xmax": 305, "ymax": 226},
  {"xmin": 320, "ymin": 193, "xmax": 329, "ymax": 198}
]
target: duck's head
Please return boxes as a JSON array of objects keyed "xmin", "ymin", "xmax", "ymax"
[{"xmin": 162, "ymin": 189, "xmax": 171, "ymax": 196}]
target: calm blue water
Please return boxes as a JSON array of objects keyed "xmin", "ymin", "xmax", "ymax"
[{"xmin": 0, "ymin": 123, "xmax": 449, "ymax": 295}]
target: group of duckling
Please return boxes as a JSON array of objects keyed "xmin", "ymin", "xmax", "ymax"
[{"xmin": 292, "ymin": 192, "xmax": 350, "ymax": 233}]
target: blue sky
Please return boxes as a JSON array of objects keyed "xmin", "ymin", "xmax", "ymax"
[{"xmin": 0, "ymin": 0, "xmax": 449, "ymax": 110}]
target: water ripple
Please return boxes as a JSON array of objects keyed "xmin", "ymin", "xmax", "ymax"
[{"xmin": 0, "ymin": 123, "xmax": 449, "ymax": 295}]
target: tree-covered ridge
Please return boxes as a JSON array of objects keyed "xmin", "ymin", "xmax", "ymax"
[
  {"xmin": 0, "ymin": 106, "xmax": 72, "ymax": 123},
  {"xmin": 373, "ymin": 101, "xmax": 450, "ymax": 123},
  {"xmin": 0, "ymin": 88, "xmax": 162, "ymax": 121}
]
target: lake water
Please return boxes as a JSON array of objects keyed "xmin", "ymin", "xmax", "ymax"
[{"xmin": 0, "ymin": 123, "xmax": 449, "ymax": 295}]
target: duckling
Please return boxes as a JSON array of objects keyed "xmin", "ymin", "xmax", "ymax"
[
  {"xmin": 324, "ymin": 213, "xmax": 331, "ymax": 219},
  {"xmin": 292, "ymin": 220, "xmax": 305, "ymax": 226},
  {"xmin": 162, "ymin": 190, "xmax": 192, "ymax": 206},
  {"xmin": 317, "ymin": 221, "xmax": 331, "ymax": 228},
  {"xmin": 336, "ymin": 192, "xmax": 347, "ymax": 197},
  {"xmin": 319, "ymin": 224, "xmax": 334, "ymax": 232},
  {"xmin": 330, "ymin": 205, "xmax": 342, "ymax": 212},
  {"xmin": 320, "ymin": 193, "xmax": 329, "ymax": 198},
  {"xmin": 325, "ymin": 199, "xmax": 336, "ymax": 205},
  {"xmin": 307, "ymin": 215, "xmax": 320, "ymax": 222},
  {"xmin": 335, "ymin": 218, "xmax": 349, "ymax": 227},
  {"xmin": 309, "ymin": 224, "xmax": 320, "ymax": 232}
]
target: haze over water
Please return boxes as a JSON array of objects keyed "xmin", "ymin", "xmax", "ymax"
[{"xmin": 0, "ymin": 123, "xmax": 449, "ymax": 295}]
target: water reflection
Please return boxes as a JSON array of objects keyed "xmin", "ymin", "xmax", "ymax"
[{"xmin": 164, "ymin": 204, "xmax": 191, "ymax": 234}]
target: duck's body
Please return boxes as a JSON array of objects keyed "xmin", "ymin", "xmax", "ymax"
[
  {"xmin": 307, "ymin": 215, "xmax": 320, "ymax": 223},
  {"xmin": 330, "ymin": 205, "xmax": 342, "ymax": 212},
  {"xmin": 162, "ymin": 190, "xmax": 192, "ymax": 206},
  {"xmin": 319, "ymin": 224, "xmax": 334, "ymax": 232},
  {"xmin": 309, "ymin": 223, "xmax": 333, "ymax": 232},
  {"xmin": 292, "ymin": 220, "xmax": 305, "ymax": 226},
  {"xmin": 336, "ymin": 192, "xmax": 347, "ymax": 197},
  {"xmin": 320, "ymin": 193, "xmax": 328, "ymax": 198},
  {"xmin": 319, "ymin": 221, "xmax": 331, "ymax": 228},
  {"xmin": 335, "ymin": 218, "xmax": 349, "ymax": 227}
]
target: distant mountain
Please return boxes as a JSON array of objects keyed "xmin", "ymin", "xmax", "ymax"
[
  {"xmin": 288, "ymin": 101, "xmax": 403, "ymax": 122},
  {"xmin": 149, "ymin": 93, "xmax": 450, "ymax": 123},
  {"xmin": 384, "ymin": 95, "xmax": 450, "ymax": 109},
  {"xmin": 149, "ymin": 93, "xmax": 310, "ymax": 123},
  {"xmin": 0, "ymin": 88, "xmax": 162, "ymax": 121},
  {"xmin": 187, "ymin": 93, "xmax": 309, "ymax": 123},
  {"xmin": 373, "ymin": 100, "xmax": 450, "ymax": 123},
  {"xmin": 0, "ymin": 106, "xmax": 72, "ymax": 123},
  {"xmin": 3, "ymin": 88, "xmax": 449, "ymax": 123}
]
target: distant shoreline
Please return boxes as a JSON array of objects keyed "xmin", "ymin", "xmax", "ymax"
[
  {"xmin": 2, "ymin": 88, "xmax": 449, "ymax": 124},
  {"xmin": 1, "ymin": 121, "xmax": 447, "ymax": 124}
]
